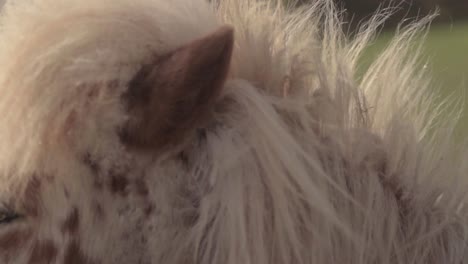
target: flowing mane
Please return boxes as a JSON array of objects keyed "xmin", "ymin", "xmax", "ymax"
[{"xmin": 0, "ymin": 0, "xmax": 466, "ymax": 263}]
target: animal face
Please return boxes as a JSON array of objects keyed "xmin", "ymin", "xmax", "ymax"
[{"xmin": 0, "ymin": 0, "xmax": 467, "ymax": 264}]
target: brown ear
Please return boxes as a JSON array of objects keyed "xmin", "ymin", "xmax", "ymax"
[{"xmin": 121, "ymin": 26, "xmax": 234, "ymax": 150}]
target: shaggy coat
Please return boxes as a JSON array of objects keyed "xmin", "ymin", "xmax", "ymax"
[{"xmin": 0, "ymin": 0, "xmax": 466, "ymax": 263}]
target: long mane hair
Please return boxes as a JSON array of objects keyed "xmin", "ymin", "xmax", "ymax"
[
  {"xmin": 0, "ymin": 0, "xmax": 466, "ymax": 263},
  {"xmin": 183, "ymin": 1, "xmax": 468, "ymax": 263}
]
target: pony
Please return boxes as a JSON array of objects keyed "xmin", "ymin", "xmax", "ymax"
[{"xmin": 0, "ymin": 0, "xmax": 466, "ymax": 263}]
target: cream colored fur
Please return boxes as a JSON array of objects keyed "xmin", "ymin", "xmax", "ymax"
[{"xmin": 0, "ymin": 0, "xmax": 467, "ymax": 263}]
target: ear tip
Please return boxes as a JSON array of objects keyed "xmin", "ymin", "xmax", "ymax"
[
  {"xmin": 218, "ymin": 25, "xmax": 235, "ymax": 37},
  {"xmin": 122, "ymin": 25, "xmax": 235, "ymax": 151},
  {"xmin": 214, "ymin": 25, "xmax": 235, "ymax": 48}
]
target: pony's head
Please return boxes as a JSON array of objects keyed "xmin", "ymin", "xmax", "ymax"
[{"xmin": 0, "ymin": 0, "xmax": 467, "ymax": 264}]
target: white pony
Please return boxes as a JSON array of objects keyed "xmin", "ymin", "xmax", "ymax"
[{"xmin": 0, "ymin": 0, "xmax": 466, "ymax": 263}]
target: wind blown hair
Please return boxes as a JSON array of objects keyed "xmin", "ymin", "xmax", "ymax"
[
  {"xmin": 184, "ymin": 1, "xmax": 468, "ymax": 264},
  {"xmin": 0, "ymin": 0, "xmax": 466, "ymax": 263}
]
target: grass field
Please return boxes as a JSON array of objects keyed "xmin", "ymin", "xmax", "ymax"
[{"xmin": 361, "ymin": 22, "xmax": 468, "ymax": 138}]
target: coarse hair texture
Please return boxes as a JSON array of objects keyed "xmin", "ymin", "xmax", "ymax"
[
  {"xmin": 0, "ymin": 0, "xmax": 467, "ymax": 263},
  {"xmin": 184, "ymin": 2, "xmax": 468, "ymax": 263},
  {"xmin": 185, "ymin": 2, "xmax": 468, "ymax": 263}
]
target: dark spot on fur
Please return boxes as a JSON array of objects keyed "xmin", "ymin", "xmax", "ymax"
[
  {"xmin": 44, "ymin": 174, "xmax": 55, "ymax": 183},
  {"xmin": 86, "ymin": 85, "xmax": 100, "ymax": 100},
  {"xmin": 61, "ymin": 207, "xmax": 80, "ymax": 235},
  {"xmin": 64, "ymin": 240, "xmax": 94, "ymax": 264},
  {"xmin": 28, "ymin": 240, "xmax": 58, "ymax": 264},
  {"xmin": 63, "ymin": 186, "xmax": 70, "ymax": 199},
  {"xmin": 178, "ymin": 151, "xmax": 190, "ymax": 168},
  {"xmin": 196, "ymin": 128, "xmax": 208, "ymax": 146},
  {"xmin": 144, "ymin": 203, "xmax": 155, "ymax": 217},
  {"xmin": 83, "ymin": 153, "xmax": 105, "ymax": 193},
  {"xmin": 107, "ymin": 80, "xmax": 120, "ymax": 90},
  {"xmin": 109, "ymin": 172, "xmax": 129, "ymax": 196},
  {"xmin": 92, "ymin": 201, "xmax": 105, "ymax": 221},
  {"xmin": 83, "ymin": 153, "xmax": 100, "ymax": 175},
  {"xmin": 64, "ymin": 110, "xmax": 77, "ymax": 134},
  {"xmin": 0, "ymin": 229, "xmax": 32, "ymax": 251},
  {"xmin": 380, "ymin": 174, "xmax": 409, "ymax": 221}
]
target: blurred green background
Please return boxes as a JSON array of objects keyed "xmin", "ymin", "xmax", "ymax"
[
  {"xmin": 291, "ymin": 0, "xmax": 468, "ymax": 138},
  {"xmin": 361, "ymin": 22, "xmax": 468, "ymax": 138}
]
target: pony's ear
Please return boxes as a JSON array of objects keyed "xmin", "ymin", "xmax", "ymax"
[{"xmin": 121, "ymin": 26, "xmax": 234, "ymax": 150}]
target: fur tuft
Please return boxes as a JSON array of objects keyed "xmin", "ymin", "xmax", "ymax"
[{"xmin": 0, "ymin": 0, "xmax": 466, "ymax": 263}]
